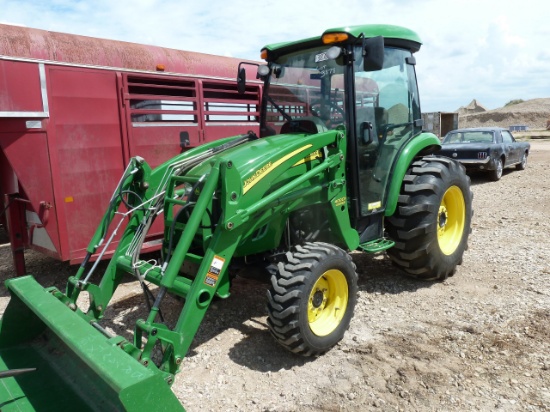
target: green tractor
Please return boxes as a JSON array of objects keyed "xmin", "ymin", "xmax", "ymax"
[{"xmin": 0, "ymin": 24, "xmax": 472, "ymax": 411}]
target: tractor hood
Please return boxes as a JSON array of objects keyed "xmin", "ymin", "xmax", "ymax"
[{"xmin": 186, "ymin": 131, "xmax": 336, "ymax": 198}]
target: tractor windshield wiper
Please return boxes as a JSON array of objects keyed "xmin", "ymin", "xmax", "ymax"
[{"xmin": 265, "ymin": 93, "xmax": 292, "ymax": 122}]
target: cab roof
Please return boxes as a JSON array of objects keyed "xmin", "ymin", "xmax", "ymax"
[{"xmin": 262, "ymin": 24, "xmax": 422, "ymax": 60}]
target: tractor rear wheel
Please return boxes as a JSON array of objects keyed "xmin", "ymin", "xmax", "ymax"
[
  {"xmin": 385, "ymin": 156, "xmax": 473, "ymax": 281},
  {"xmin": 267, "ymin": 242, "xmax": 358, "ymax": 356}
]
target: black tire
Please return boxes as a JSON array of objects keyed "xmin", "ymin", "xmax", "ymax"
[
  {"xmin": 385, "ymin": 156, "xmax": 473, "ymax": 281},
  {"xmin": 491, "ymin": 157, "xmax": 504, "ymax": 181},
  {"xmin": 266, "ymin": 242, "xmax": 358, "ymax": 356},
  {"xmin": 516, "ymin": 152, "xmax": 528, "ymax": 170}
]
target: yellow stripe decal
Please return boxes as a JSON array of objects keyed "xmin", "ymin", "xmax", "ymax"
[
  {"xmin": 293, "ymin": 149, "xmax": 323, "ymax": 166},
  {"xmin": 243, "ymin": 144, "xmax": 313, "ymax": 194}
]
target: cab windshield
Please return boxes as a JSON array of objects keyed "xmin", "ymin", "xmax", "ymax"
[
  {"xmin": 262, "ymin": 45, "xmax": 420, "ymax": 139},
  {"xmin": 263, "ymin": 45, "xmax": 347, "ymax": 134}
]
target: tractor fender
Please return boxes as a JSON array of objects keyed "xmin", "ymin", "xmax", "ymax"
[{"xmin": 384, "ymin": 132, "xmax": 441, "ymax": 217}]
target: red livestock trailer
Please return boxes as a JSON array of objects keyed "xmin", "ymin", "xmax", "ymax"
[{"xmin": 0, "ymin": 24, "xmax": 261, "ymax": 276}]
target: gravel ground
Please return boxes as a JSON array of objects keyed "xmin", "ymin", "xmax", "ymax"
[{"xmin": 1, "ymin": 141, "xmax": 549, "ymax": 412}]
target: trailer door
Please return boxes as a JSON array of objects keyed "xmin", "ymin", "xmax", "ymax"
[{"xmin": 47, "ymin": 66, "xmax": 126, "ymax": 261}]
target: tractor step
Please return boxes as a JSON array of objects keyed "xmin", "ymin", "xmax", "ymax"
[{"xmin": 358, "ymin": 238, "xmax": 395, "ymax": 253}]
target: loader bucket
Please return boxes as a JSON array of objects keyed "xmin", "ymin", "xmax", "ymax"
[{"xmin": 0, "ymin": 276, "xmax": 184, "ymax": 411}]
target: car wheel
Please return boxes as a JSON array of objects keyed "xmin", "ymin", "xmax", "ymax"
[
  {"xmin": 516, "ymin": 152, "xmax": 527, "ymax": 170},
  {"xmin": 385, "ymin": 156, "xmax": 473, "ymax": 281},
  {"xmin": 491, "ymin": 158, "xmax": 503, "ymax": 181}
]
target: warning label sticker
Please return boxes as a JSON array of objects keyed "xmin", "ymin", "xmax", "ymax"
[{"xmin": 204, "ymin": 256, "xmax": 225, "ymax": 287}]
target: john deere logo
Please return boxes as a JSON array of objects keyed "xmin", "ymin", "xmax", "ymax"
[
  {"xmin": 242, "ymin": 145, "xmax": 313, "ymax": 194},
  {"xmin": 243, "ymin": 162, "xmax": 272, "ymax": 193}
]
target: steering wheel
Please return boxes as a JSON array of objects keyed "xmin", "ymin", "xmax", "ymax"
[{"xmin": 310, "ymin": 100, "xmax": 344, "ymax": 127}]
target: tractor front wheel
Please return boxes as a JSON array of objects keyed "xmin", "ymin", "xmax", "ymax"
[
  {"xmin": 267, "ymin": 242, "xmax": 358, "ymax": 356},
  {"xmin": 385, "ymin": 156, "xmax": 473, "ymax": 281}
]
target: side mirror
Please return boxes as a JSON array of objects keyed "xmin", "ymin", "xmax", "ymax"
[
  {"xmin": 237, "ymin": 67, "xmax": 246, "ymax": 95},
  {"xmin": 363, "ymin": 36, "xmax": 384, "ymax": 72},
  {"xmin": 238, "ymin": 63, "xmax": 271, "ymax": 94}
]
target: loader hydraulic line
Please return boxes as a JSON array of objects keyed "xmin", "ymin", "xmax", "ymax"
[{"xmin": 0, "ymin": 368, "xmax": 37, "ymax": 379}]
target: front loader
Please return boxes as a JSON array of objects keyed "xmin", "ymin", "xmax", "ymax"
[{"xmin": 0, "ymin": 24, "xmax": 472, "ymax": 410}]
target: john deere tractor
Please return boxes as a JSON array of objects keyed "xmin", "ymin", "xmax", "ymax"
[{"xmin": 0, "ymin": 25, "xmax": 472, "ymax": 411}]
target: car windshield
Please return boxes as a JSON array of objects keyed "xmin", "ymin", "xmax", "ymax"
[
  {"xmin": 443, "ymin": 131, "xmax": 494, "ymax": 144},
  {"xmin": 264, "ymin": 45, "xmax": 347, "ymax": 131}
]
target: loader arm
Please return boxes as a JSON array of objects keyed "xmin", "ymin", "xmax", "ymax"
[
  {"xmin": 0, "ymin": 129, "xmax": 355, "ymax": 410},
  {"xmin": 66, "ymin": 128, "xmax": 356, "ymax": 373}
]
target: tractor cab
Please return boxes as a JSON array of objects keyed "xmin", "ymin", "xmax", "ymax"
[{"xmin": 239, "ymin": 25, "xmax": 425, "ymax": 242}]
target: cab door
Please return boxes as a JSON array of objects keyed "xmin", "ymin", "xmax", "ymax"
[{"xmin": 354, "ymin": 48, "xmax": 422, "ymax": 218}]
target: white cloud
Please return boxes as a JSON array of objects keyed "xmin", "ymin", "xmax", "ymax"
[{"xmin": 1, "ymin": 0, "xmax": 548, "ymax": 111}]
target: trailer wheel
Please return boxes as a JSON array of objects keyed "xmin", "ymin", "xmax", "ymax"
[
  {"xmin": 267, "ymin": 242, "xmax": 358, "ymax": 356},
  {"xmin": 385, "ymin": 156, "xmax": 473, "ymax": 281}
]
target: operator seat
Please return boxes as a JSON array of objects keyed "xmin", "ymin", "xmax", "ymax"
[{"xmin": 280, "ymin": 116, "xmax": 329, "ymax": 134}]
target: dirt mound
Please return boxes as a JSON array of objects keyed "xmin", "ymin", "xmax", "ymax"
[
  {"xmin": 458, "ymin": 98, "xmax": 550, "ymax": 129},
  {"xmin": 458, "ymin": 99, "xmax": 488, "ymax": 115}
]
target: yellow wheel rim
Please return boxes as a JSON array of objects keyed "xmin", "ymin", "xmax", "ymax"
[
  {"xmin": 437, "ymin": 185, "xmax": 466, "ymax": 255},
  {"xmin": 307, "ymin": 269, "xmax": 348, "ymax": 337}
]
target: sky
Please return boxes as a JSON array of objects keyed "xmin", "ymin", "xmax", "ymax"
[{"xmin": 1, "ymin": 0, "xmax": 549, "ymax": 112}]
